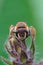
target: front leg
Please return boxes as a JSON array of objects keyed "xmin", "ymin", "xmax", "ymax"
[
  {"xmin": 4, "ymin": 44, "xmax": 22, "ymax": 64},
  {"xmin": 5, "ymin": 43, "xmax": 20, "ymax": 59},
  {"xmin": 28, "ymin": 26, "xmax": 36, "ymax": 58}
]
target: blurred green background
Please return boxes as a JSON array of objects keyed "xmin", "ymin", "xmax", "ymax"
[{"xmin": 0, "ymin": 0, "xmax": 43, "ymax": 65}]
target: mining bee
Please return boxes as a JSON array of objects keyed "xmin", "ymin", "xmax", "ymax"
[{"xmin": 0, "ymin": 22, "xmax": 36, "ymax": 65}]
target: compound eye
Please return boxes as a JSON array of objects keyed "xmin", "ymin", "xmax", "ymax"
[{"xmin": 17, "ymin": 32, "xmax": 26, "ymax": 40}]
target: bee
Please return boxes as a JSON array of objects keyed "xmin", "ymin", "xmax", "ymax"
[{"xmin": 0, "ymin": 22, "xmax": 36, "ymax": 65}]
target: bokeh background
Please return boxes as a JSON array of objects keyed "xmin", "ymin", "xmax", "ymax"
[{"xmin": 0, "ymin": 0, "xmax": 43, "ymax": 65}]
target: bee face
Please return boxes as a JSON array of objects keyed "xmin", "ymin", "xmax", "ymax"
[
  {"xmin": 17, "ymin": 31, "xmax": 26, "ymax": 40},
  {"xmin": 15, "ymin": 22, "xmax": 29, "ymax": 40},
  {"xmin": 15, "ymin": 28, "xmax": 27, "ymax": 40},
  {"xmin": 9, "ymin": 22, "xmax": 29, "ymax": 40}
]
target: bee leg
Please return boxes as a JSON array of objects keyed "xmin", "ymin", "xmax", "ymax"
[
  {"xmin": 29, "ymin": 26, "xmax": 36, "ymax": 58},
  {"xmin": 5, "ymin": 43, "xmax": 20, "ymax": 60},
  {"xmin": 0, "ymin": 56, "xmax": 13, "ymax": 65},
  {"xmin": 5, "ymin": 43, "xmax": 15, "ymax": 57}
]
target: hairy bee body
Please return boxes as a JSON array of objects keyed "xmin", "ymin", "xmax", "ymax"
[{"xmin": 0, "ymin": 22, "xmax": 37, "ymax": 65}]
